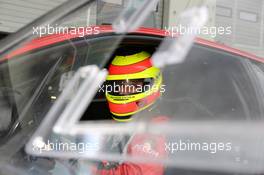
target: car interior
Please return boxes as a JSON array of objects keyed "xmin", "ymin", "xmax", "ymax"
[
  {"xmin": 1, "ymin": 33, "xmax": 263, "ymax": 175},
  {"xmin": 79, "ymin": 34, "xmax": 264, "ymax": 122}
]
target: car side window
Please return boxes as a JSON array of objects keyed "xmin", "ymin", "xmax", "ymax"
[{"xmin": 136, "ymin": 44, "xmax": 264, "ymax": 121}]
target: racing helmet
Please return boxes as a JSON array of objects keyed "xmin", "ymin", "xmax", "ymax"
[{"xmin": 105, "ymin": 51, "xmax": 162, "ymax": 122}]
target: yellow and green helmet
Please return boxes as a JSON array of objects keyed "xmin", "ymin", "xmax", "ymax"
[{"xmin": 105, "ymin": 51, "xmax": 162, "ymax": 122}]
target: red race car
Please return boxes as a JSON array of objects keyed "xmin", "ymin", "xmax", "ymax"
[{"xmin": 0, "ymin": 1, "xmax": 263, "ymax": 175}]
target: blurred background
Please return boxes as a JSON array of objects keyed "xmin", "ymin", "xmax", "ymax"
[{"xmin": 0, "ymin": 0, "xmax": 264, "ymax": 58}]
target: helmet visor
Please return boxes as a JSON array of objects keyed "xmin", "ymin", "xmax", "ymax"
[{"xmin": 105, "ymin": 78, "xmax": 154, "ymax": 96}]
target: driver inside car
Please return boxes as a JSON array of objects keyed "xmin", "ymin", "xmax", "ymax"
[{"xmin": 94, "ymin": 50, "xmax": 168, "ymax": 175}]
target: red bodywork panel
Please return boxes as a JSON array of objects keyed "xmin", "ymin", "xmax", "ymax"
[{"xmin": 3, "ymin": 25, "xmax": 264, "ymax": 63}]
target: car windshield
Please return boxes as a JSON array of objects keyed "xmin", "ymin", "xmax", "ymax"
[{"xmin": 0, "ymin": 0, "xmax": 264, "ymax": 175}]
